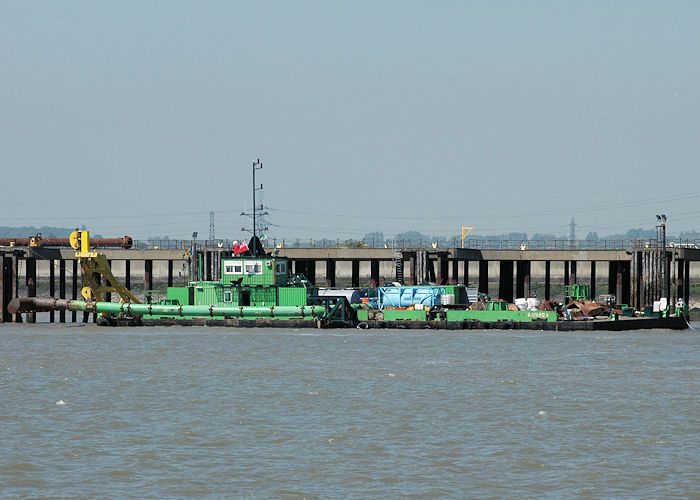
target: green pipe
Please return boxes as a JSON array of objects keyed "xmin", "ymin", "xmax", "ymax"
[{"xmin": 66, "ymin": 300, "xmax": 326, "ymax": 318}]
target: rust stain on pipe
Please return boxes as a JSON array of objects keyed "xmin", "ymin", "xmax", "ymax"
[{"xmin": 0, "ymin": 236, "xmax": 132, "ymax": 248}]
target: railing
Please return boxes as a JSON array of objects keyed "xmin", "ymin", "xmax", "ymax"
[
  {"xmin": 464, "ymin": 239, "xmax": 699, "ymax": 250},
  {"xmin": 465, "ymin": 239, "xmax": 646, "ymax": 250},
  {"xmin": 131, "ymin": 238, "xmax": 700, "ymax": 251},
  {"xmin": 132, "ymin": 239, "xmax": 227, "ymax": 250}
]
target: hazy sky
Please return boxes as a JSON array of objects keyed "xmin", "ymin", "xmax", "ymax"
[{"xmin": 2, "ymin": 1, "xmax": 699, "ymax": 241}]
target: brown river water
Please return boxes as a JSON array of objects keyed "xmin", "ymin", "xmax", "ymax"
[{"xmin": 1, "ymin": 324, "xmax": 697, "ymax": 498}]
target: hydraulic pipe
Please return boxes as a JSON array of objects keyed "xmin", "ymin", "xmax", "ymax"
[
  {"xmin": 9, "ymin": 297, "xmax": 326, "ymax": 319},
  {"xmin": 0, "ymin": 237, "xmax": 133, "ymax": 249}
]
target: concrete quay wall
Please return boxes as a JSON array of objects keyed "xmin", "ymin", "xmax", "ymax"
[{"xmin": 5, "ymin": 246, "xmax": 700, "ymax": 283}]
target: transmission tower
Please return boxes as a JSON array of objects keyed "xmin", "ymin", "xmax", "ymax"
[
  {"xmin": 569, "ymin": 216, "xmax": 577, "ymax": 241},
  {"xmin": 569, "ymin": 216, "xmax": 577, "ymax": 249},
  {"xmin": 209, "ymin": 211, "xmax": 215, "ymax": 241}
]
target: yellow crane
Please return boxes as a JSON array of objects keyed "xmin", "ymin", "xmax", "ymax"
[
  {"xmin": 70, "ymin": 230, "xmax": 141, "ymax": 304},
  {"xmin": 460, "ymin": 226, "xmax": 474, "ymax": 248}
]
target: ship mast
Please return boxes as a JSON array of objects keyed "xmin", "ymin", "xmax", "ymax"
[{"xmin": 241, "ymin": 158, "xmax": 268, "ymax": 257}]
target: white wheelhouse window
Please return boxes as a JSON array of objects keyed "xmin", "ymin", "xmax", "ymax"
[
  {"xmin": 224, "ymin": 261, "xmax": 243, "ymax": 275},
  {"xmin": 275, "ymin": 261, "xmax": 287, "ymax": 274},
  {"xmin": 223, "ymin": 290, "xmax": 233, "ymax": 303},
  {"xmin": 244, "ymin": 261, "xmax": 262, "ymax": 275}
]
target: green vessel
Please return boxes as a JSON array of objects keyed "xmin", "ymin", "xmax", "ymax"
[
  {"xmin": 7, "ymin": 242, "xmax": 690, "ymax": 331},
  {"xmin": 134, "ymin": 245, "xmax": 352, "ymax": 326}
]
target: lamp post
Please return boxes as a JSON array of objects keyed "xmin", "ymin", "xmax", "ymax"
[
  {"xmin": 191, "ymin": 232, "xmax": 198, "ymax": 281},
  {"xmin": 655, "ymin": 215, "xmax": 667, "ymax": 300}
]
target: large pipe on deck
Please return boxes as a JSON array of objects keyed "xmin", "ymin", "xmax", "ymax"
[
  {"xmin": 9, "ymin": 297, "xmax": 326, "ymax": 319},
  {"xmin": 8, "ymin": 297, "xmax": 70, "ymax": 313},
  {"xmin": 0, "ymin": 236, "xmax": 133, "ymax": 249}
]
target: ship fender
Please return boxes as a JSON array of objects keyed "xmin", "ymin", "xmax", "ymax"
[{"xmin": 356, "ymin": 321, "xmax": 369, "ymax": 330}]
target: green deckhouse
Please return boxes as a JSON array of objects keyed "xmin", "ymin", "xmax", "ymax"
[{"xmin": 164, "ymin": 253, "xmax": 313, "ymax": 309}]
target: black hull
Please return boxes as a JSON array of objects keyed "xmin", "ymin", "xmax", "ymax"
[
  {"xmin": 361, "ymin": 316, "xmax": 689, "ymax": 331},
  {"xmin": 97, "ymin": 315, "xmax": 690, "ymax": 331}
]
